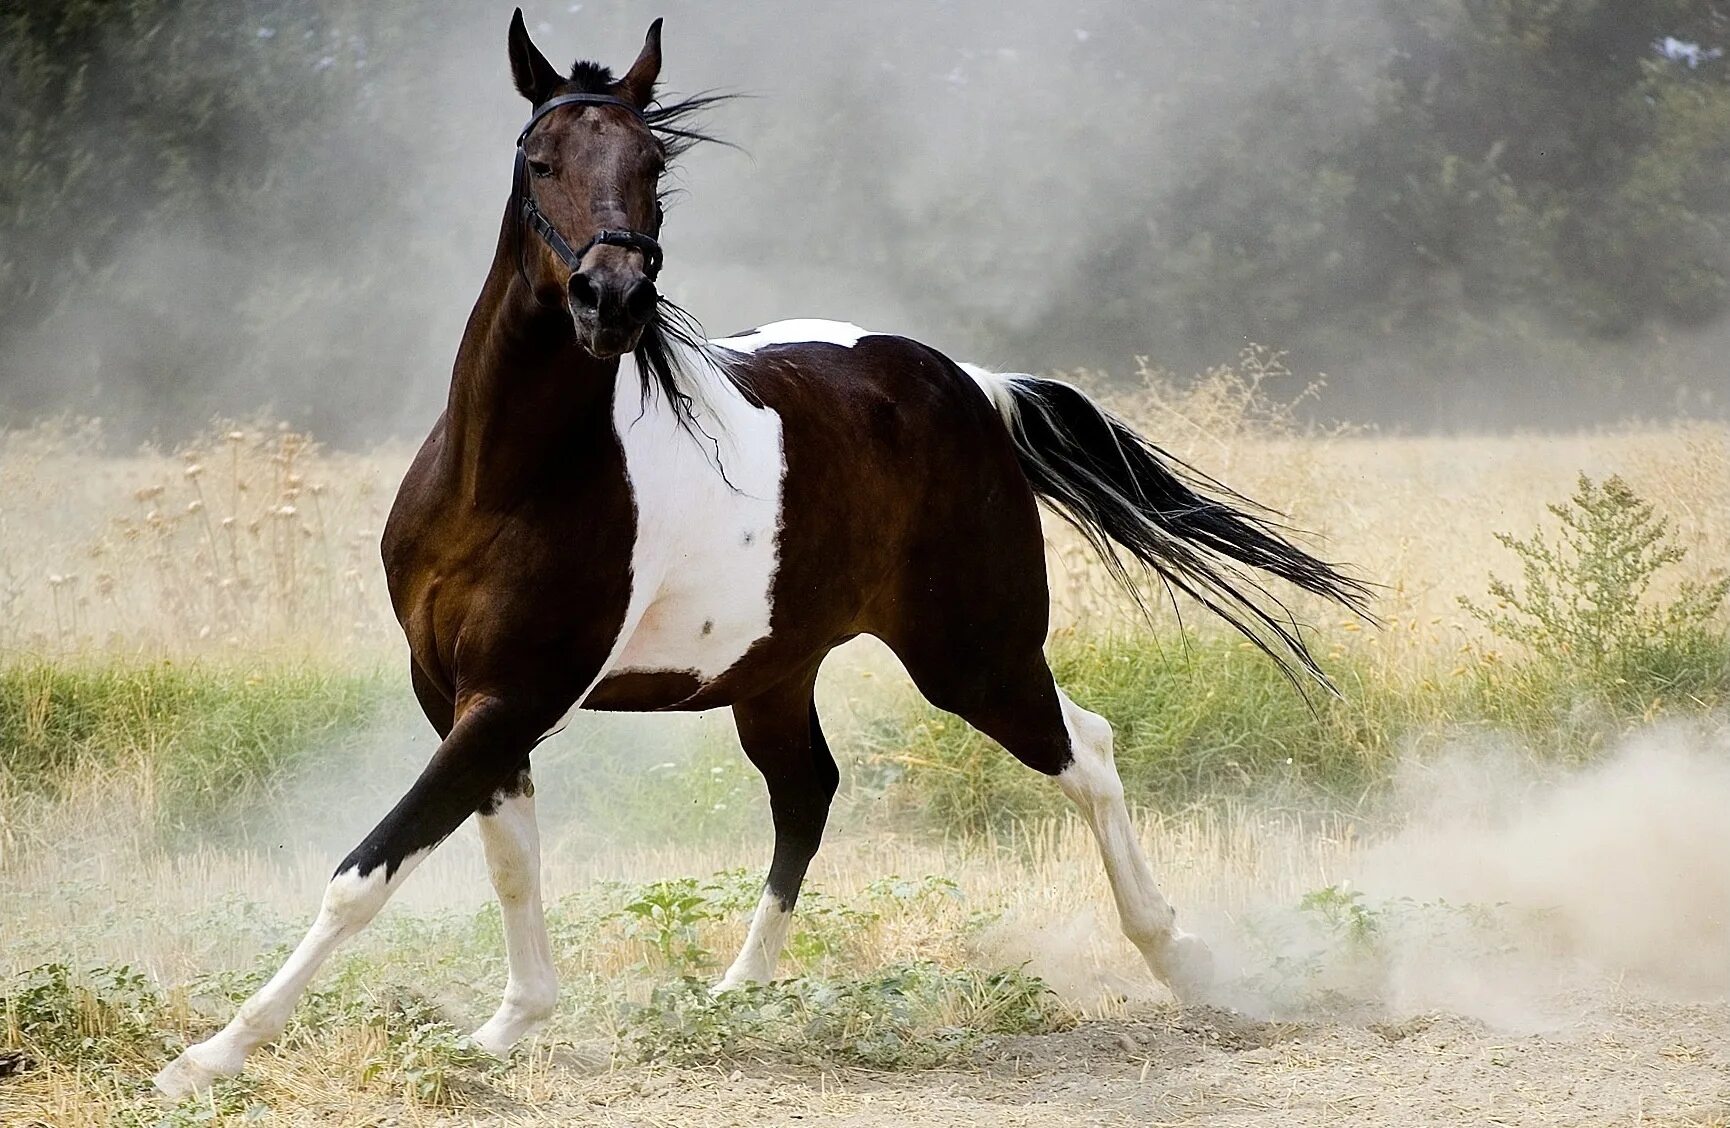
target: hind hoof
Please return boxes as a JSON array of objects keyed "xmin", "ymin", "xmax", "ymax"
[
  {"xmin": 1156, "ymin": 932, "xmax": 1215, "ymax": 1002},
  {"xmin": 153, "ymin": 1045, "xmax": 237, "ymax": 1100}
]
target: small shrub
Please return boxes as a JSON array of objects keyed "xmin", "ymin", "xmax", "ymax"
[
  {"xmin": 1462, "ymin": 474, "xmax": 1730, "ymax": 712},
  {"xmin": 1, "ymin": 963, "xmax": 173, "ymax": 1069},
  {"xmin": 358, "ymin": 1009, "xmax": 499, "ymax": 1106},
  {"xmin": 615, "ymin": 878, "xmax": 718, "ymax": 971}
]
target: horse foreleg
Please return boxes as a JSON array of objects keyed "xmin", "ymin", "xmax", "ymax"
[
  {"xmin": 154, "ymin": 696, "xmax": 547, "ymax": 1098},
  {"xmin": 716, "ymin": 670, "xmax": 835, "ymax": 990},
  {"xmin": 469, "ymin": 769, "xmax": 558, "ymax": 1053}
]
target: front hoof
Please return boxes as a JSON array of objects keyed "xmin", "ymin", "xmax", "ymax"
[
  {"xmin": 153, "ymin": 1045, "xmax": 237, "ymax": 1100},
  {"xmin": 1157, "ymin": 932, "xmax": 1216, "ymax": 1002}
]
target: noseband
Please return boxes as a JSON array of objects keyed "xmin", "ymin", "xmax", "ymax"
[{"xmin": 513, "ymin": 92, "xmax": 665, "ymax": 297}]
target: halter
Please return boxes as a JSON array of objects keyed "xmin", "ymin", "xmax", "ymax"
[{"xmin": 513, "ymin": 92, "xmax": 665, "ymax": 298}]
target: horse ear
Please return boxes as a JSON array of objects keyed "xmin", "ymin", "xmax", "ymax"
[
  {"xmin": 508, "ymin": 8, "xmax": 563, "ymax": 105},
  {"xmin": 615, "ymin": 18, "xmax": 663, "ymax": 108}
]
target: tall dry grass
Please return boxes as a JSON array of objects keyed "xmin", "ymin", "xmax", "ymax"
[
  {"xmin": 0, "ymin": 419, "xmax": 408, "ymax": 656},
  {"xmin": 3, "ymin": 355, "xmax": 1726, "ymax": 661}
]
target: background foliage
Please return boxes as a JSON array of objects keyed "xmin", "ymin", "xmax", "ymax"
[{"xmin": 2, "ymin": 0, "xmax": 1728, "ymax": 441}]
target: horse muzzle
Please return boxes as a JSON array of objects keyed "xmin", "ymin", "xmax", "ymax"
[{"xmin": 567, "ymin": 269, "xmax": 657, "ymax": 359}]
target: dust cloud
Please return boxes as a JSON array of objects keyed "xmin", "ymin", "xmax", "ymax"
[{"xmin": 1200, "ymin": 726, "xmax": 1730, "ymax": 1030}]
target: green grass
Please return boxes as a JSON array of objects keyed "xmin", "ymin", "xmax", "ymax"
[
  {"xmin": 5, "ymin": 614, "xmax": 1727, "ymax": 847},
  {"xmin": 6, "ymin": 471, "xmax": 1726, "ymax": 842},
  {"xmin": 0, "ymin": 658, "xmax": 401, "ymax": 838},
  {"xmin": 877, "ymin": 625, "xmax": 1730, "ymax": 836}
]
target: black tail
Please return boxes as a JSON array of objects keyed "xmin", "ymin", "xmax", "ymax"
[{"xmin": 985, "ymin": 372, "xmax": 1373, "ymax": 692}]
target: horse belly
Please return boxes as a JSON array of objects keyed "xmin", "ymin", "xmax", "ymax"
[{"xmin": 609, "ymin": 565, "xmax": 777, "ymax": 680}]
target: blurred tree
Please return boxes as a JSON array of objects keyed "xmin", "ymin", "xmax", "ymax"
[
  {"xmin": 1012, "ymin": 0, "xmax": 1730, "ymax": 413},
  {"xmin": 1, "ymin": 0, "xmax": 1726, "ymax": 437}
]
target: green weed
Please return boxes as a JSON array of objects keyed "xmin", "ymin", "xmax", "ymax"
[
  {"xmin": 0, "ymin": 962, "xmax": 175, "ymax": 1070},
  {"xmin": 1462, "ymin": 473, "xmax": 1730, "ymax": 742},
  {"xmin": 625, "ymin": 962, "xmax": 1063, "ymax": 1069}
]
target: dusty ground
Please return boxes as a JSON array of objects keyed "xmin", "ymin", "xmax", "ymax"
[
  {"xmin": 7, "ymin": 739, "xmax": 1730, "ymax": 1126},
  {"xmin": 377, "ymin": 1001, "xmax": 1730, "ymax": 1127},
  {"xmin": 466, "ymin": 1000, "xmax": 1730, "ymax": 1128},
  {"xmin": 8, "ymin": 999, "xmax": 1725, "ymax": 1125}
]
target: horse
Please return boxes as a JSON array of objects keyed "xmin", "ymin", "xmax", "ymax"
[{"xmin": 155, "ymin": 12, "xmax": 1368, "ymax": 1097}]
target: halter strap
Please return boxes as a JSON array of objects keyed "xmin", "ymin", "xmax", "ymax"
[
  {"xmin": 513, "ymin": 92, "xmax": 664, "ymax": 294},
  {"xmin": 516, "ymin": 91, "xmax": 647, "ymax": 144}
]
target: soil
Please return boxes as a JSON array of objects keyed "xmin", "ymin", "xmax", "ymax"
[{"xmin": 423, "ymin": 998, "xmax": 1729, "ymax": 1126}]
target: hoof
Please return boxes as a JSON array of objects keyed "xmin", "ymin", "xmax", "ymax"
[
  {"xmin": 153, "ymin": 1044, "xmax": 239, "ymax": 1100},
  {"xmin": 1157, "ymin": 931, "xmax": 1216, "ymax": 1002},
  {"xmin": 709, "ymin": 969, "xmax": 762, "ymax": 996},
  {"xmin": 470, "ymin": 999, "xmax": 555, "ymax": 1057}
]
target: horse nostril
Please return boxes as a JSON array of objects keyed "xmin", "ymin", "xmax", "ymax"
[
  {"xmin": 623, "ymin": 279, "xmax": 658, "ymax": 325},
  {"xmin": 567, "ymin": 272, "xmax": 599, "ymax": 311}
]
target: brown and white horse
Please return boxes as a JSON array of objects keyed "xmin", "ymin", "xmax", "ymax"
[{"xmin": 156, "ymin": 13, "xmax": 1368, "ymax": 1096}]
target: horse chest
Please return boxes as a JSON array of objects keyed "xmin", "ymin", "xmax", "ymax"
[{"xmin": 602, "ymin": 370, "xmax": 786, "ymax": 686}]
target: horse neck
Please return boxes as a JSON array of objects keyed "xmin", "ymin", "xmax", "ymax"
[{"xmin": 445, "ymin": 238, "xmax": 622, "ymax": 507}]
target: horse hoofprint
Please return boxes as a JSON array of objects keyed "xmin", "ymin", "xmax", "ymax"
[{"xmin": 155, "ymin": 16, "xmax": 1368, "ymax": 1098}]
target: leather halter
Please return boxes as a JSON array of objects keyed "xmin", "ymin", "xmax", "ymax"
[{"xmin": 513, "ymin": 92, "xmax": 665, "ymax": 297}]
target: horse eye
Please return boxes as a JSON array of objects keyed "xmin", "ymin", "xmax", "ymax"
[{"xmin": 528, "ymin": 159, "xmax": 553, "ymax": 179}]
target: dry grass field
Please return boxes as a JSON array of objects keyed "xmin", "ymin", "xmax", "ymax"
[{"xmin": 3, "ymin": 355, "xmax": 1728, "ymax": 1125}]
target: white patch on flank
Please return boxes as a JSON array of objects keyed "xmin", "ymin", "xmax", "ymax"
[
  {"xmin": 711, "ymin": 318, "xmax": 872, "ymax": 354},
  {"xmin": 153, "ymin": 847, "xmax": 433, "ymax": 1098},
  {"xmin": 1054, "ymin": 689, "xmax": 1214, "ymax": 999},
  {"xmin": 715, "ymin": 890, "xmax": 795, "ymax": 990},
  {"xmin": 589, "ymin": 343, "xmax": 786, "ymax": 691},
  {"xmin": 471, "ymin": 789, "xmax": 558, "ymax": 1054}
]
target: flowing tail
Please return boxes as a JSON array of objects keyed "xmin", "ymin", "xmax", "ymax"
[{"xmin": 964, "ymin": 365, "xmax": 1373, "ymax": 692}]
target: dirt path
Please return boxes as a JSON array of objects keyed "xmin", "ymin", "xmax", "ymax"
[{"xmin": 413, "ymin": 999, "xmax": 1728, "ymax": 1127}]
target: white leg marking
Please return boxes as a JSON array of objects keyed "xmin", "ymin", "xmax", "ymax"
[
  {"xmin": 153, "ymin": 848, "xmax": 431, "ymax": 1098},
  {"xmin": 470, "ymin": 789, "xmax": 558, "ymax": 1054},
  {"xmin": 714, "ymin": 890, "xmax": 794, "ymax": 991},
  {"xmin": 1054, "ymin": 691, "xmax": 1213, "ymax": 998}
]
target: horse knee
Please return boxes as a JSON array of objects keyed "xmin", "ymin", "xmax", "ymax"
[{"xmin": 319, "ymin": 862, "xmax": 397, "ymax": 934}]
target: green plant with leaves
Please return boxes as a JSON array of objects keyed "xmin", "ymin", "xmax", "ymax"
[
  {"xmin": 1298, "ymin": 886, "xmax": 1381, "ymax": 950},
  {"xmin": 359, "ymin": 1013, "xmax": 500, "ymax": 1105},
  {"xmin": 616, "ymin": 878, "xmax": 717, "ymax": 970},
  {"xmin": 1, "ymin": 963, "xmax": 173, "ymax": 1070},
  {"xmin": 625, "ymin": 963, "xmax": 1062, "ymax": 1069},
  {"xmin": 1462, "ymin": 473, "xmax": 1729, "ymax": 705}
]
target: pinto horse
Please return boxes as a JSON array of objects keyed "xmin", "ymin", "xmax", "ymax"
[{"xmin": 156, "ymin": 13, "xmax": 1367, "ymax": 1096}]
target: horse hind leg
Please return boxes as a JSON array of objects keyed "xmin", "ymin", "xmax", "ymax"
[
  {"xmin": 470, "ymin": 768, "xmax": 558, "ymax": 1053},
  {"xmin": 1050, "ymin": 689, "xmax": 1214, "ymax": 997},
  {"xmin": 906, "ymin": 653, "xmax": 1213, "ymax": 999}
]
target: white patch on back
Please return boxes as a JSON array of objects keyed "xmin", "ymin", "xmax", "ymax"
[
  {"xmin": 960, "ymin": 362, "xmax": 1020, "ymax": 423},
  {"xmin": 712, "ymin": 318, "xmax": 872, "ymax": 354},
  {"xmin": 600, "ymin": 344, "xmax": 785, "ymax": 685}
]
